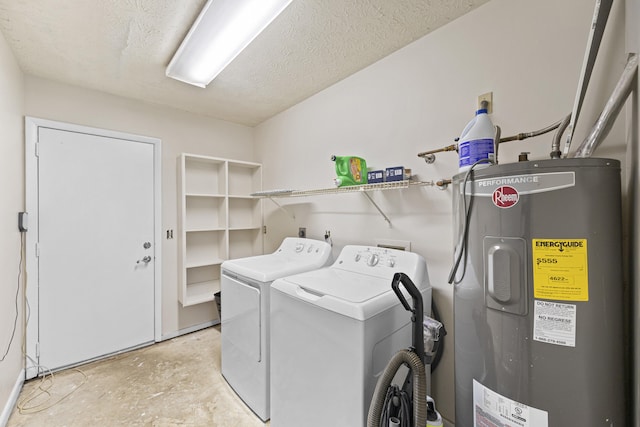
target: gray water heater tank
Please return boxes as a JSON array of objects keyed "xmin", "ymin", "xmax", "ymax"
[{"xmin": 452, "ymin": 158, "xmax": 625, "ymax": 426}]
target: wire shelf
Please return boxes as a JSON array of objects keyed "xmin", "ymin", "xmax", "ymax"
[{"xmin": 251, "ymin": 180, "xmax": 436, "ymax": 198}]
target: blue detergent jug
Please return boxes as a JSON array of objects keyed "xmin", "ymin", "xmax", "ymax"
[{"xmin": 458, "ymin": 108, "xmax": 495, "ymax": 172}]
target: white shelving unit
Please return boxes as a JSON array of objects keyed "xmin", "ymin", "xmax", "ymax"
[{"xmin": 178, "ymin": 154, "xmax": 262, "ymax": 307}]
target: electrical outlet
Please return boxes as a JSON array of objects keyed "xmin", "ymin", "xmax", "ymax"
[
  {"xmin": 18, "ymin": 212, "xmax": 28, "ymax": 232},
  {"xmin": 298, "ymin": 227, "xmax": 306, "ymax": 238},
  {"xmin": 478, "ymin": 92, "xmax": 493, "ymax": 113}
]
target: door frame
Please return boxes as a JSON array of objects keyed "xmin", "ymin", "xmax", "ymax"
[{"xmin": 24, "ymin": 117, "xmax": 162, "ymax": 379}]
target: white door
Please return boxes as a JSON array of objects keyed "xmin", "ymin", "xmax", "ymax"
[{"xmin": 36, "ymin": 126, "xmax": 156, "ymax": 371}]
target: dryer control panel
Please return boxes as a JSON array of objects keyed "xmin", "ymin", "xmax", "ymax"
[{"xmin": 276, "ymin": 237, "xmax": 332, "ymax": 259}]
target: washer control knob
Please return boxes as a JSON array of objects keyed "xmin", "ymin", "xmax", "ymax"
[
  {"xmin": 387, "ymin": 258, "xmax": 396, "ymax": 267},
  {"xmin": 367, "ymin": 254, "xmax": 379, "ymax": 266},
  {"xmin": 295, "ymin": 244, "xmax": 304, "ymax": 253},
  {"xmin": 354, "ymin": 254, "xmax": 361, "ymax": 262},
  {"xmin": 307, "ymin": 245, "xmax": 313, "ymax": 253}
]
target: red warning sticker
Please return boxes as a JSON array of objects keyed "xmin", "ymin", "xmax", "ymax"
[{"xmin": 492, "ymin": 185, "xmax": 519, "ymax": 208}]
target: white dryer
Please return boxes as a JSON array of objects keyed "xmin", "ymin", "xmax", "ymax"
[
  {"xmin": 269, "ymin": 245, "xmax": 431, "ymax": 427},
  {"xmin": 220, "ymin": 237, "xmax": 332, "ymax": 421}
]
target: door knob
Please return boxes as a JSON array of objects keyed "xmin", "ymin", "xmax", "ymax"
[
  {"xmin": 143, "ymin": 242, "xmax": 152, "ymax": 249},
  {"xmin": 137, "ymin": 256, "xmax": 152, "ymax": 264}
]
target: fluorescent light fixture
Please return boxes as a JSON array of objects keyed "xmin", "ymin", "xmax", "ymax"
[{"xmin": 166, "ymin": 0, "xmax": 293, "ymax": 88}]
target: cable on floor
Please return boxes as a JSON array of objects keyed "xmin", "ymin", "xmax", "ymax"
[{"xmin": 17, "ymin": 365, "xmax": 88, "ymax": 414}]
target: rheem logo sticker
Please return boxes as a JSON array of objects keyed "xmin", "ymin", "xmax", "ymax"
[{"xmin": 492, "ymin": 185, "xmax": 519, "ymax": 208}]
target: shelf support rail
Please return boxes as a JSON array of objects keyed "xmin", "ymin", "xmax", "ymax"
[
  {"xmin": 361, "ymin": 191, "xmax": 392, "ymax": 227},
  {"xmin": 266, "ymin": 197, "xmax": 296, "ymax": 220}
]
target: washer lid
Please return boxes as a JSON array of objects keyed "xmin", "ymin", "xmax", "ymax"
[
  {"xmin": 272, "ymin": 268, "xmax": 411, "ymax": 321},
  {"xmin": 281, "ymin": 268, "xmax": 390, "ymax": 302},
  {"xmin": 221, "ymin": 237, "xmax": 332, "ymax": 282}
]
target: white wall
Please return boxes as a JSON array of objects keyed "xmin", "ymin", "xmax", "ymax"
[
  {"xmin": 255, "ymin": 0, "xmax": 627, "ymax": 423},
  {"xmin": 0, "ymin": 0, "xmax": 631, "ymax": 423},
  {"xmin": 0, "ymin": 28, "xmax": 25, "ymax": 426},
  {"xmin": 24, "ymin": 76, "xmax": 256, "ymax": 337}
]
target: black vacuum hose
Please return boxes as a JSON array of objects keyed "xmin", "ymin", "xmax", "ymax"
[{"xmin": 367, "ymin": 349, "xmax": 427, "ymax": 427}]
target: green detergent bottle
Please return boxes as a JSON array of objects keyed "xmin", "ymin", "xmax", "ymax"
[{"xmin": 331, "ymin": 155, "xmax": 368, "ymax": 187}]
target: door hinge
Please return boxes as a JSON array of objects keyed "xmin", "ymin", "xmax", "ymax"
[
  {"xmin": 35, "ymin": 142, "xmax": 39, "ymax": 157},
  {"xmin": 35, "ymin": 342, "xmax": 40, "ymax": 358},
  {"xmin": 35, "ymin": 242, "xmax": 40, "ymax": 257},
  {"xmin": 263, "ymin": 225, "xmax": 267, "ymax": 234}
]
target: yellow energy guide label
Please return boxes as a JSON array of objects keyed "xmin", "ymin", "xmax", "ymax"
[{"xmin": 532, "ymin": 239, "xmax": 589, "ymax": 301}]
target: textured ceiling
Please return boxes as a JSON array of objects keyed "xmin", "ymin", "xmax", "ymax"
[{"xmin": 0, "ymin": 0, "xmax": 489, "ymax": 126}]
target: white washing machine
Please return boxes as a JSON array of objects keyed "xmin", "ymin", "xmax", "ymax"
[
  {"xmin": 269, "ymin": 245, "xmax": 431, "ymax": 427},
  {"xmin": 220, "ymin": 237, "xmax": 332, "ymax": 421}
]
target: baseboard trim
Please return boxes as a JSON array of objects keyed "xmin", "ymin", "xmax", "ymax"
[
  {"xmin": 0, "ymin": 369, "xmax": 24, "ymax": 427},
  {"xmin": 160, "ymin": 319, "xmax": 220, "ymax": 342}
]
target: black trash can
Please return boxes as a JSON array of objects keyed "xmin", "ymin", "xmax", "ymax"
[{"xmin": 214, "ymin": 291, "xmax": 222, "ymax": 318}]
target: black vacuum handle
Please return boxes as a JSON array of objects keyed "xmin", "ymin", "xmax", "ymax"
[
  {"xmin": 391, "ymin": 272, "xmax": 423, "ymax": 314},
  {"xmin": 391, "ymin": 272, "xmax": 413, "ymax": 312},
  {"xmin": 391, "ymin": 272, "xmax": 425, "ymax": 362}
]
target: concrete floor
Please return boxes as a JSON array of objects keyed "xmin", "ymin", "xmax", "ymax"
[{"xmin": 7, "ymin": 326, "xmax": 267, "ymax": 426}]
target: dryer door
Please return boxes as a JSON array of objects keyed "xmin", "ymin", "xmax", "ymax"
[{"xmin": 221, "ymin": 273, "xmax": 261, "ymax": 362}]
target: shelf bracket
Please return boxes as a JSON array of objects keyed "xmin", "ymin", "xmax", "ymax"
[
  {"xmin": 267, "ymin": 197, "xmax": 295, "ymax": 220},
  {"xmin": 361, "ymin": 191, "xmax": 392, "ymax": 227}
]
